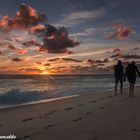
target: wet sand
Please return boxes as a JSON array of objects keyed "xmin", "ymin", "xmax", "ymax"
[{"xmin": 0, "ymin": 86, "xmax": 140, "ymax": 140}]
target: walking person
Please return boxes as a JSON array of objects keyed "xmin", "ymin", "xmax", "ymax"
[
  {"xmin": 114, "ymin": 60, "xmax": 124, "ymax": 95},
  {"xmin": 124, "ymin": 61, "xmax": 140, "ymax": 97}
]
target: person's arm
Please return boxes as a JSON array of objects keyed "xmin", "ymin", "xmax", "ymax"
[
  {"xmin": 136, "ymin": 66, "xmax": 140, "ymax": 77},
  {"xmin": 124, "ymin": 67, "xmax": 127, "ymax": 82},
  {"xmin": 114, "ymin": 65, "xmax": 116, "ymax": 77}
]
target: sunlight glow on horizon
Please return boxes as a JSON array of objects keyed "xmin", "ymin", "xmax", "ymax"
[{"xmin": 41, "ymin": 71, "xmax": 51, "ymax": 75}]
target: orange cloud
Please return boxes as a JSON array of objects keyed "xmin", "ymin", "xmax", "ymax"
[
  {"xmin": 0, "ymin": 3, "xmax": 47, "ymax": 31},
  {"xmin": 106, "ymin": 23, "xmax": 135, "ymax": 40}
]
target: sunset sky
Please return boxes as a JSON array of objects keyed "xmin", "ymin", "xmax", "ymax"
[{"xmin": 0, "ymin": 0, "xmax": 140, "ymax": 74}]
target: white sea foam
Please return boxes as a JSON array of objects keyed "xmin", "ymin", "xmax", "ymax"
[{"xmin": 0, "ymin": 75, "xmax": 139, "ymax": 108}]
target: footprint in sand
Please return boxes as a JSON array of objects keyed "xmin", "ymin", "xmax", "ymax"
[
  {"xmin": 44, "ymin": 124, "xmax": 55, "ymax": 130},
  {"xmin": 38, "ymin": 116, "xmax": 43, "ymax": 119},
  {"xmin": 132, "ymin": 128, "xmax": 139, "ymax": 132},
  {"xmin": 44, "ymin": 109, "xmax": 58, "ymax": 117},
  {"xmin": 98, "ymin": 98, "xmax": 104, "ymax": 101},
  {"xmin": 86, "ymin": 111, "xmax": 92, "ymax": 115},
  {"xmin": 90, "ymin": 100, "xmax": 97, "ymax": 103},
  {"xmin": 117, "ymin": 100, "xmax": 123, "ymax": 103},
  {"xmin": 77, "ymin": 104, "xmax": 84, "ymax": 107},
  {"xmin": 64, "ymin": 107, "xmax": 73, "ymax": 111},
  {"xmin": 105, "ymin": 103, "xmax": 111, "ymax": 106},
  {"xmin": 107, "ymin": 95, "xmax": 113, "ymax": 98},
  {"xmin": 98, "ymin": 106, "xmax": 105, "ymax": 110},
  {"xmin": 22, "ymin": 118, "xmax": 34, "ymax": 122},
  {"xmin": 73, "ymin": 118, "xmax": 82, "ymax": 122}
]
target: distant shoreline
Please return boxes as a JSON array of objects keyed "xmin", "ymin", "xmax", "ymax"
[
  {"xmin": 1, "ymin": 84, "xmax": 140, "ymax": 111},
  {"xmin": 0, "ymin": 73, "xmax": 114, "ymax": 78}
]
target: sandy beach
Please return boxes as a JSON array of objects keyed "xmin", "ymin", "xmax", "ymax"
[{"xmin": 0, "ymin": 86, "xmax": 140, "ymax": 140}]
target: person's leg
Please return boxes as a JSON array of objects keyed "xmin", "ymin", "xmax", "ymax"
[
  {"xmin": 120, "ymin": 78, "xmax": 123, "ymax": 94},
  {"xmin": 131, "ymin": 84, "xmax": 134, "ymax": 97},
  {"xmin": 115, "ymin": 83, "xmax": 118, "ymax": 95},
  {"xmin": 129, "ymin": 83, "xmax": 131, "ymax": 96},
  {"xmin": 115, "ymin": 78, "xmax": 118, "ymax": 95}
]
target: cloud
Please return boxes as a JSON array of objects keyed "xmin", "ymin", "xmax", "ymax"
[
  {"xmin": 61, "ymin": 58, "xmax": 82, "ymax": 63},
  {"xmin": 28, "ymin": 24, "xmax": 45, "ymax": 33},
  {"xmin": 22, "ymin": 40, "xmax": 41, "ymax": 47},
  {"xmin": 48, "ymin": 57, "xmax": 82, "ymax": 63},
  {"xmin": 132, "ymin": 47, "xmax": 139, "ymax": 50},
  {"xmin": 85, "ymin": 58, "xmax": 109, "ymax": 64},
  {"xmin": 0, "ymin": 3, "xmax": 80, "ymax": 55},
  {"xmin": 112, "ymin": 48, "xmax": 121, "ymax": 53},
  {"xmin": 43, "ymin": 63, "xmax": 51, "ymax": 66},
  {"xmin": 12, "ymin": 58, "xmax": 22, "ymax": 62},
  {"xmin": 16, "ymin": 48, "xmax": 27, "ymax": 55},
  {"xmin": 36, "ymin": 62, "xmax": 42, "ymax": 65},
  {"xmin": 136, "ymin": 37, "xmax": 140, "ymax": 42},
  {"xmin": 110, "ymin": 52, "xmax": 140, "ymax": 60},
  {"xmin": 0, "ymin": 3, "xmax": 47, "ymax": 31},
  {"xmin": 55, "ymin": 8, "xmax": 105, "ymax": 27},
  {"xmin": 48, "ymin": 58, "xmax": 60, "ymax": 62},
  {"xmin": 19, "ymin": 67, "xmax": 42, "ymax": 73},
  {"xmin": 110, "ymin": 53, "xmax": 122, "ymax": 59},
  {"xmin": 70, "ymin": 28, "xmax": 97, "ymax": 37},
  {"xmin": 39, "ymin": 24, "xmax": 80, "ymax": 53},
  {"xmin": 120, "ymin": 54, "xmax": 140, "ymax": 59},
  {"xmin": 106, "ymin": 23, "xmax": 135, "ymax": 40},
  {"xmin": 6, "ymin": 44, "xmax": 27, "ymax": 55}
]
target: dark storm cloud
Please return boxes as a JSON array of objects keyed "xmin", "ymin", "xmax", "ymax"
[
  {"xmin": 38, "ymin": 24, "xmax": 80, "ymax": 53},
  {"xmin": 106, "ymin": 23, "xmax": 135, "ymax": 40},
  {"xmin": 27, "ymin": 24, "xmax": 80, "ymax": 53}
]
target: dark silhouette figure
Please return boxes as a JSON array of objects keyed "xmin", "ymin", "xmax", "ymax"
[
  {"xmin": 124, "ymin": 61, "xmax": 140, "ymax": 97},
  {"xmin": 114, "ymin": 60, "xmax": 124, "ymax": 95}
]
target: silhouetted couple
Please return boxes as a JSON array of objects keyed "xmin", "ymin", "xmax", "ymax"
[{"xmin": 114, "ymin": 60, "xmax": 140, "ymax": 97}]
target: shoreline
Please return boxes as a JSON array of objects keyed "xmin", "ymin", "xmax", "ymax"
[
  {"xmin": 0, "ymin": 88, "xmax": 122, "ymax": 110},
  {"xmin": 0, "ymin": 83, "xmax": 140, "ymax": 110}
]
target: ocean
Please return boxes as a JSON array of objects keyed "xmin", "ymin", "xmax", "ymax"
[{"xmin": 0, "ymin": 74, "xmax": 139, "ymax": 109}]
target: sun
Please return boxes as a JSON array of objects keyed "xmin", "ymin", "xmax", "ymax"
[{"xmin": 41, "ymin": 71, "xmax": 50, "ymax": 75}]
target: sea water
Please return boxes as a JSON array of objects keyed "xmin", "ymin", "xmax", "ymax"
[{"xmin": 0, "ymin": 74, "xmax": 139, "ymax": 108}]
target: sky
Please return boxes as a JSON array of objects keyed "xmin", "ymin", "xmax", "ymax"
[{"xmin": 0, "ymin": 0, "xmax": 140, "ymax": 74}]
